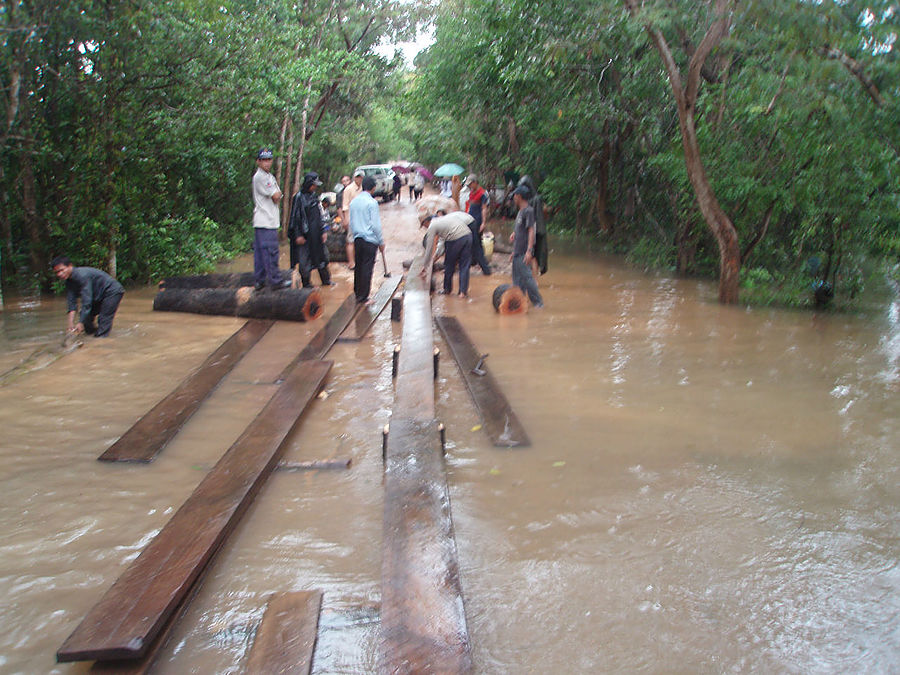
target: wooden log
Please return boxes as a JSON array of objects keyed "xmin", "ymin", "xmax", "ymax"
[
  {"xmin": 98, "ymin": 320, "xmax": 273, "ymax": 463},
  {"xmin": 159, "ymin": 272, "xmax": 289, "ymax": 290},
  {"xmin": 153, "ymin": 287, "xmax": 323, "ymax": 322},
  {"xmin": 244, "ymin": 591, "xmax": 323, "ymax": 675},
  {"xmin": 56, "ymin": 360, "xmax": 333, "ymax": 663},
  {"xmin": 325, "ymin": 229, "xmax": 348, "ymax": 262},
  {"xmin": 337, "ymin": 275, "xmax": 402, "ymax": 342},
  {"xmin": 380, "ymin": 264, "xmax": 472, "ymax": 674},
  {"xmin": 491, "ymin": 284, "xmax": 526, "ymax": 315},
  {"xmin": 435, "ymin": 315, "xmax": 531, "ymax": 447},
  {"xmin": 274, "ymin": 294, "xmax": 359, "ymax": 383}
]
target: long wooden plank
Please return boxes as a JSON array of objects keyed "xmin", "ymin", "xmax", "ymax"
[
  {"xmin": 337, "ymin": 275, "xmax": 402, "ymax": 342},
  {"xmin": 434, "ymin": 315, "xmax": 531, "ymax": 448},
  {"xmin": 57, "ymin": 360, "xmax": 332, "ymax": 663},
  {"xmin": 380, "ymin": 269, "xmax": 472, "ymax": 674},
  {"xmin": 244, "ymin": 591, "xmax": 323, "ymax": 675},
  {"xmin": 275, "ymin": 294, "xmax": 359, "ymax": 383},
  {"xmin": 98, "ymin": 320, "xmax": 274, "ymax": 463}
]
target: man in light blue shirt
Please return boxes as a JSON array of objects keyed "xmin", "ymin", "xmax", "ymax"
[{"xmin": 349, "ymin": 176, "xmax": 385, "ymax": 303}]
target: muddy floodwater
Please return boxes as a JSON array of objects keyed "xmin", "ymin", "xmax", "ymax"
[{"xmin": 1, "ymin": 197, "xmax": 898, "ymax": 674}]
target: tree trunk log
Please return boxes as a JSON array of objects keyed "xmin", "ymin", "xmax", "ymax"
[
  {"xmin": 159, "ymin": 272, "xmax": 290, "ymax": 290},
  {"xmin": 153, "ymin": 287, "xmax": 323, "ymax": 322},
  {"xmin": 492, "ymin": 284, "xmax": 527, "ymax": 314}
]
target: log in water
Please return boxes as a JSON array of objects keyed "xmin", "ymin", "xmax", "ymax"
[{"xmin": 153, "ymin": 287, "xmax": 323, "ymax": 322}]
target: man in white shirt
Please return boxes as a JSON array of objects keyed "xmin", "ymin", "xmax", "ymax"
[
  {"xmin": 252, "ymin": 148, "xmax": 289, "ymax": 290},
  {"xmin": 419, "ymin": 210, "xmax": 474, "ymax": 297}
]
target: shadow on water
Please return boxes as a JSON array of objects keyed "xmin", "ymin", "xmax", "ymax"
[{"xmin": 0, "ymin": 206, "xmax": 898, "ymax": 672}]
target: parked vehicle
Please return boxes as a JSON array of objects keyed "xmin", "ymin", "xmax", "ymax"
[{"xmin": 354, "ymin": 164, "xmax": 395, "ymax": 202}]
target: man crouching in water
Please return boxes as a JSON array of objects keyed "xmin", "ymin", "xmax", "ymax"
[{"xmin": 52, "ymin": 256, "xmax": 125, "ymax": 337}]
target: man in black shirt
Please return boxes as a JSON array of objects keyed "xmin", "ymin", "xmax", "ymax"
[{"xmin": 52, "ymin": 256, "xmax": 125, "ymax": 337}]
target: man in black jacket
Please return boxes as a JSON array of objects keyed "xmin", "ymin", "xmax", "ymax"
[
  {"xmin": 288, "ymin": 171, "xmax": 333, "ymax": 287},
  {"xmin": 52, "ymin": 256, "xmax": 125, "ymax": 337}
]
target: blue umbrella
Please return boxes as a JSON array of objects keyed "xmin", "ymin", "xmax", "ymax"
[{"xmin": 434, "ymin": 163, "xmax": 465, "ymax": 177}]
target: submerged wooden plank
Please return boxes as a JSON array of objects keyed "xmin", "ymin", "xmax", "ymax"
[
  {"xmin": 275, "ymin": 294, "xmax": 359, "ymax": 383},
  {"xmin": 380, "ymin": 269, "xmax": 472, "ymax": 674},
  {"xmin": 434, "ymin": 315, "xmax": 531, "ymax": 448},
  {"xmin": 337, "ymin": 275, "xmax": 402, "ymax": 342},
  {"xmin": 98, "ymin": 320, "xmax": 274, "ymax": 463},
  {"xmin": 57, "ymin": 360, "xmax": 332, "ymax": 663},
  {"xmin": 245, "ymin": 591, "xmax": 323, "ymax": 675}
]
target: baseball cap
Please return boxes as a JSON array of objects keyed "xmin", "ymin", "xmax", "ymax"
[
  {"xmin": 512, "ymin": 185, "xmax": 531, "ymax": 198},
  {"xmin": 464, "ymin": 174, "xmax": 478, "ymax": 186},
  {"xmin": 353, "ymin": 169, "xmax": 365, "ymax": 178},
  {"xmin": 257, "ymin": 148, "xmax": 274, "ymax": 160}
]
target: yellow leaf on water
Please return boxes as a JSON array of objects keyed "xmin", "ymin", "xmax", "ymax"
[
  {"xmin": 552, "ymin": 461, "xmax": 566, "ymax": 468},
  {"xmin": 471, "ymin": 424, "xmax": 482, "ymax": 432},
  {"xmin": 489, "ymin": 468, "xmax": 501, "ymax": 476}
]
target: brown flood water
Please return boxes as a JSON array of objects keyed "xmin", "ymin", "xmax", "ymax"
[{"xmin": 1, "ymin": 196, "xmax": 898, "ymax": 674}]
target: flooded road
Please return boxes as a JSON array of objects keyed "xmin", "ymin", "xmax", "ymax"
[{"xmin": 1, "ymin": 196, "xmax": 898, "ymax": 673}]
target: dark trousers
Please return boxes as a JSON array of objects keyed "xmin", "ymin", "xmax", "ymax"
[
  {"xmin": 443, "ymin": 236, "xmax": 472, "ymax": 295},
  {"xmin": 85, "ymin": 292, "xmax": 124, "ymax": 337},
  {"xmin": 469, "ymin": 220, "xmax": 491, "ymax": 274},
  {"xmin": 353, "ymin": 237, "xmax": 378, "ymax": 302},
  {"xmin": 253, "ymin": 228, "xmax": 281, "ymax": 286},
  {"xmin": 512, "ymin": 255, "xmax": 543, "ymax": 307},
  {"xmin": 295, "ymin": 244, "xmax": 331, "ymax": 287}
]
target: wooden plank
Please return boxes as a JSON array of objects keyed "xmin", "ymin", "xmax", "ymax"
[
  {"xmin": 276, "ymin": 458, "xmax": 352, "ymax": 471},
  {"xmin": 434, "ymin": 315, "xmax": 531, "ymax": 448},
  {"xmin": 337, "ymin": 275, "xmax": 402, "ymax": 342},
  {"xmin": 244, "ymin": 591, "xmax": 323, "ymax": 675},
  {"xmin": 98, "ymin": 320, "xmax": 274, "ymax": 463},
  {"xmin": 380, "ymin": 268, "xmax": 473, "ymax": 674},
  {"xmin": 57, "ymin": 360, "xmax": 332, "ymax": 663},
  {"xmin": 275, "ymin": 294, "xmax": 359, "ymax": 383}
]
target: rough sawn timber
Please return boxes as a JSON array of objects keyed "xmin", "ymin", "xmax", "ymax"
[
  {"xmin": 337, "ymin": 275, "xmax": 402, "ymax": 342},
  {"xmin": 435, "ymin": 315, "xmax": 530, "ymax": 447},
  {"xmin": 56, "ymin": 360, "xmax": 332, "ymax": 663},
  {"xmin": 244, "ymin": 591, "xmax": 323, "ymax": 675},
  {"xmin": 98, "ymin": 320, "xmax": 274, "ymax": 463},
  {"xmin": 380, "ymin": 263, "xmax": 473, "ymax": 674}
]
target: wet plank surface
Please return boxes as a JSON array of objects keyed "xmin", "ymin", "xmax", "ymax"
[
  {"xmin": 275, "ymin": 294, "xmax": 359, "ymax": 383},
  {"xmin": 434, "ymin": 315, "xmax": 531, "ymax": 447},
  {"xmin": 244, "ymin": 591, "xmax": 323, "ymax": 675},
  {"xmin": 98, "ymin": 320, "xmax": 274, "ymax": 463},
  {"xmin": 57, "ymin": 360, "xmax": 332, "ymax": 663},
  {"xmin": 380, "ymin": 270, "xmax": 473, "ymax": 674},
  {"xmin": 337, "ymin": 275, "xmax": 402, "ymax": 342}
]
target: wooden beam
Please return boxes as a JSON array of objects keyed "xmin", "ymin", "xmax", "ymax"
[
  {"xmin": 56, "ymin": 360, "xmax": 332, "ymax": 663},
  {"xmin": 434, "ymin": 315, "xmax": 531, "ymax": 447},
  {"xmin": 98, "ymin": 320, "xmax": 274, "ymax": 463},
  {"xmin": 380, "ymin": 269, "xmax": 472, "ymax": 674},
  {"xmin": 275, "ymin": 294, "xmax": 359, "ymax": 383},
  {"xmin": 244, "ymin": 591, "xmax": 323, "ymax": 675},
  {"xmin": 337, "ymin": 276, "xmax": 402, "ymax": 342}
]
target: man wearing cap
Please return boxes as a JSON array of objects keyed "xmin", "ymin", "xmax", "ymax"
[
  {"xmin": 349, "ymin": 176, "xmax": 384, "ymax": 303},
  {"xmin": 509, "ymin": 185, "xmax": 544, "ymax": 307},
  {"xmin": 341, "ymin": 170, "xmax": 364, "ymax": 269},
  {"xmin": 252, "ymin": 148, "xmax": 289, "ymax": 291},
  {"xmin": 464, "ymin": 174, "xmax": 492, "ymax": 275},
  {"xmin": 419, "ymin": 209, "xmax": 474, "ymax": 297},
  {"xmin": 288, "ymin": 171, "xmax": 333, "ymax": 287}
]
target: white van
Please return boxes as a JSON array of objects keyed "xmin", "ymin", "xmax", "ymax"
[{"xmin": 354, "ymin": 164, "xmax": 395, "ymax": 202}]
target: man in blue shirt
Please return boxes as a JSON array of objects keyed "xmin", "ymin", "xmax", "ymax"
[
  {"xmin": 52, "ymin": 256, "xmax": 125, "ymax": 337},
  {"xmin": 349, "ymin": 176, "xmax": 385, "ymax": 303}
]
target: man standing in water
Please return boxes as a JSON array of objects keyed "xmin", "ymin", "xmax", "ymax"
[
  {"xmin": 251, "ymin": 148, "xmax": 289, "ymax": 291},
  {"xmin": 51, "ymin": 256, "xmax": 125, "ymax": 337},
  {"xmin": 510, "ymin": 185, "xmax": 544, "ymax": 308},
  {"xmin": 288, "ymin": 171, "xmax": 333, "ymax": 287},
  {"xmin": 349, "ymin": 176, "xmax": 384, "ymax": 304},
  {"xmin": 341, "ymin": 169, "xmax": 364, "ymax": 269},
  {"xmin": 464, "ymin": 174, "xmax": 492, "ymax": 275}
]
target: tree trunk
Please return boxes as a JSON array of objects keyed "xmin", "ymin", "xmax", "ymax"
[{"xmin": 624, "ymin": 0, "xmax": 741, "ymax": 304}]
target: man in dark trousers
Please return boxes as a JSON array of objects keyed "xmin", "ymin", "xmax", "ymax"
[
  {"xmin": 464, "ymin": 174, "xmax": 492, "ymax": 275},
  {"xmin": 51, "ymin": 256, "xmax": 125, "ymax": 337},
  {"xmin": 509, "ymin": 185, "xmax": 544, "ymax": 307},
  {"xmin": 288, "ymin": 171, "xmax": 333, "ymax": 287},
  {"xmin": 518, "ymin": 174, "xmax": 548, "ymax": 275},
  {"xmin": 349, "ymin": 176, "xmax": 384, "ymax": 303}
]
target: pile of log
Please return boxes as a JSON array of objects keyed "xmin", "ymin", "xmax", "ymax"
[{"xmin": 155, "ymin": 274, "xmax": 323, "ymax": 322}]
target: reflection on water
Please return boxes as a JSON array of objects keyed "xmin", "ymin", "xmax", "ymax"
[{"xmin": 0, "ymin": 222, "xmax": 897, "ymax": 673}]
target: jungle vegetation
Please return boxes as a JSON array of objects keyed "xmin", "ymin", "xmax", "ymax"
[{"xmin": 2, "ymin": 0, "xmax": 899, "ymax": 307}]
